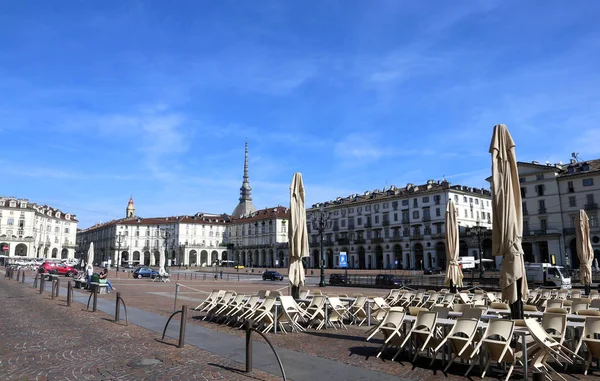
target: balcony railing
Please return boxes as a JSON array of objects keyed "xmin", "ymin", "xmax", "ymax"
[
  {"xmin": 364, "ymin": 222, "xmax": 372, "ymax": 228},
  {"xmin": 585, "ymin": 203, "xmax": 598, "ymax": 211},
  {"xmin": 538, "ymin": 208, "xmax": 547, "ymax": 214},
  {"xmin": 337, "ymin": 238, "xmax": 350, "ymax": 245},
  {"xmin": 390, "ymin": 236, "xmax": 402, "ymax": 242},
  {"xmin": 422, "ymin": 216, "xmax": 431, "ymax": 222},
  {"xmin": 354, "ymin": 239, "xmax": 366, "ymax": 245},
  {"xmin": 324, "ymin": 240, "xmax": 334, "ymax": 246},
  {"xmin": 402, "ymin": 218, "xmax": 410, "ymax": 224},
  {"xmin": 371, "ymin": 238, "xmax": 384, "ymax": 244},
  {"xmin": 382, "ymin": 220, "xmax": 390, "ymax": 226},
  {"xmin": 411, "ymin": 234, "xmax": 424, "ymax": 240}
]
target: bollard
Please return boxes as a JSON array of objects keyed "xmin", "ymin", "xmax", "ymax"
[
  {"xmin": 54, "ymin": 278, "xmax": 60, "ymax": 298},
  {"xmin": 179, "ymin": 305, "xmax": 187, "ymax": 348},
  {"xmin": 177, "ymin": 273, "xmax": 180, "ymax": 281},
  {"xmin": 39, "ymin": 276, "xmax": 45, "ymax": 294},
  {"xmin": 203, "ymin": 273, "xmax": 206, "ymax": 281},
  {"xmin": 174, "ymin": 283, "xmax": 179, "ymax": 312},
  {"xmin": 93, "ymin": 286, "xmax": 98, "ymax": 312},
  {"xmin": 67, "ymin": 281, "xmax": 72, "ymax": 307},
  {"xmin": 33, "ymin": 273, "xmax": 39, "ymax": 289},
  {"xmin": 16, "ymin": 269, "xmax": 20, "ymax": 281},
  {"xmin": 245, "ymin": 319, "xmax": 253, "ymax": 373},
  {"xmin": 115, "ymin": 292, "xmax": 121, "ymax": 322}
]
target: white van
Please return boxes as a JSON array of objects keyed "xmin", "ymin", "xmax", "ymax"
[{"xmin": 525, "ymin": 263, "xmax": 571, "ymax": 289}]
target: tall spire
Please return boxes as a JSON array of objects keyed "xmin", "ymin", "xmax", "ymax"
[{"xmin": 232, "ymin": 140, "xmax": 257, "ymax": 218}]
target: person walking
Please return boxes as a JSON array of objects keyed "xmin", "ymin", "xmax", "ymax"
[
  {"xmin": 99, "ymin": 267, "xmax": 116, "ymax": 293},
  {"xmin": 86, "ymin": 264, "xmax": 94, "ymax": 289}
]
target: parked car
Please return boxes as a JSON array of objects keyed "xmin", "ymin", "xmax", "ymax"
[
  {"xmin": 39, "ymin": 262, "xmax": 78, "ymax": 277},
  {"xmin": 133, "ymin": 266, "xmax": 159, "ymax": 279},
  {"xmin": 262, "ymin": 270, "xmax": 284, "ymax": 281},
  {"xmin": 375, "ymin": 274, "xmax": 404, "ymax": 287},
  {"xmin": 329, "ymin": 273, "xmax": 348, "ymax": 285},
  {"xmin": 424, "ymin": 267, "xmax": 443, "ymax": 275}
]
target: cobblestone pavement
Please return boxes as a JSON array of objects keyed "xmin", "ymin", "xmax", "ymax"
[{"xmin": 0, "ymin": 276, "xmax": 282, "ymax": 381}]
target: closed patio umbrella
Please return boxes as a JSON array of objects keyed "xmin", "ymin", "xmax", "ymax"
[
  {"xmin": 575, "ymin": 209, "xmax": 594, "ymax": 294},
  {"xmin": 159, "ymin": 250, "xmax": 166, "ymax": 276},
  {"xmin": 444, "ymin": 199, "xmax": 463, "ymax": 292},
  {"xmin": 489, "ymin": 124, "xmax": 528, "ymax": 319},
  {"xmin": 86, "ymin": 242, "xmax": 94, "ymax": 273},
  {"xmin": 288, "ymin": 172, "xmax": 308, "ymax": 299}
]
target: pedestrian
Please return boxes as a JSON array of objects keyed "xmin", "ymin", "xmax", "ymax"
[
  {"xmin": 86, "ymin": 264, "xmax": 94, "ymax": 289},
  {"xmin": 220, "ymin": 270, "xmax": 223, "ymax": 279},
  {"xmin": 99, "ymin": 267, "xmax": 116, "ymax": 293}
]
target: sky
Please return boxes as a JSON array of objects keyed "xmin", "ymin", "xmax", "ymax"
[{"xmin": 1, "ymin": 1, "xmax": 599, "ymax": 229}]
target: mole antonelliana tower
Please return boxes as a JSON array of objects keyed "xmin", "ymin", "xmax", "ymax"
[
  {"xmin": 231, "ymin": 141, "xmax": 257, "ymax": 218},
  {"xmin": 126, "ymin": 196, "xmax": 135, "ymax": 218}
]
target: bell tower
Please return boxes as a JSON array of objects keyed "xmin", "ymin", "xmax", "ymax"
[{"xmin": 126, "ymin": 196, "xmax": 135, "ymax": 218}]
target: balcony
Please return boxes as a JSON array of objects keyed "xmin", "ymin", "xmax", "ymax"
[
  {"xmin": 382, "ymin": 220, "xmax": 390, "ymax": 226},
  {"xmin": 538, "ymin": 208, "xmax": 547, "ymax": 214},
  {"xmin": 371, "ymin": 238, "xmax": 384, "ymax": 244},
  {"xmin": 402, "ymin": 218, "xmax": 410, "ymax": 224},
  {"xmin": 422, "ymin": 216, "xmax": 431, "ymax": 222},
  {"xmin": 390, "ymin": 236, "xmax": 402, "ymax": 242},
  {"xmin": 525, "ymin": 229, "xmax": 561, "ymax": 236},
  {"xmin": 411, "ymin": 234, "xmax": 424, "ymax": 240},
  {"xmin": 337, "ymin": 238, "xmax": 350, "ymax": 245},
  {"xmin": 431, "ymin": 233, "xmax": 445, "ymax": 239},
  {"xmin": 354, "ymin": 239, "xmax": 366, "ymax": 245},
  {"xmin": 324, "ymin": 240, "xmax": 335, "ymax": 246},
  {"xmin": 585, "ymin": 203, "xmax": 598, "ymax": 211},
  {"xmin": 364, "ymin": 222, "xmax": 372, "ymax": 228},
  {"xmin": 347, "ymin": 224, "xmax": 355, "ymax": 230}
]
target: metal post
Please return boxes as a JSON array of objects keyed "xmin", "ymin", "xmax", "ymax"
[
  {"xmin": 245, "ymin": 319, "xmax": 253, "ymax": 373},
  {"xmin": 93, "ymin": 287, "xmax": 98, "ymax": 312},
  {"xmin": 33, "ymin": 273, "xmax": 39, "ymax": 289},
  {"xmin": 174, "ymin": 283, "xmax": 179, "ymax": 312},
  {"xmin": 55, "ymin": 277, "xmax": 60, "ymax": 297},
  {"xmin": 115, "ymin": 292, "xmax": 121, "ymax": 322},
  {"xmin": 39, "ymin": 276, "xmax": 45, "ymax": 294},
  {"xmin": 67, "ymin": 281, "xmax": 72, "ymax": 307},
  {"xmin": 178, "ymin": 305, "xmax": 187, "ymax": 348},
  {"xmin": 21, "ymin": 270, "xmax": 25, "ymax": 283}
]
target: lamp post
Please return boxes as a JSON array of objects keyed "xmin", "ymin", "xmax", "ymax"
[
  {"xmin": 115, "ymin": 232, "xmax": 123, "ymax": 276},
  {"xmin": 469, "ymin": 222, "xmax": 486, "ymax": 283},
  {"xmin": 312, "ymin": 205, "xmax": 331, "ymax": 288}
]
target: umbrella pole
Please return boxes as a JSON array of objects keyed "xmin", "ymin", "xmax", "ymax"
[
  {"xmin": 510, "ymin": 279, "xmax": 524, "ymax": 320},
  {"xmin": 291, "ymin": 285, "xmax": 300, "ymax": 300},
  {"xmin": 449, "ymin": 280, "xmax": 456, "ymax": 294},
  {"xmin": 585, "ymin": 283, "xmax": 591, "ymax": 296}
]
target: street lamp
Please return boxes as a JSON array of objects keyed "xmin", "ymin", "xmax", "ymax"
[
  {"xmin": 469, "ymin": 222, "xmax": 486, "ymax": 283},
  {"xmin": 115, "ymin": 232, "xmax": 123, "ymax": 276},
  {"xmin": 312, "ymin": 205, "xmax": 331, "ymax": 288}
]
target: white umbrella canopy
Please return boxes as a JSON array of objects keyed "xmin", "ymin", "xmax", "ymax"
[
  {"xmin": 444, "ymin": 200, "xmax": 463, "ymax": 289},
  {"xmin": 288, "ymin": 173, "xmax": 308, "ymax": 293},
  {"xmin": 159, "ymin": 250, "xmax": 166, "ymax": 275},
  {"xmin": 489, "ymin": 124, "xmax": 528, "ymax": 307},
  {"xmin": 575, "ymin": 209, "xmax": 594, "ymax": 286},
  {"xmin": 86, "ymin": 242, "xmax": 94, "ymax": 273}
]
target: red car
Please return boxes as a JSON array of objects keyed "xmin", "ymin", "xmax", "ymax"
[{"xmin": 39, "ymin": 262, "xmax": 78, "ymax": 277}]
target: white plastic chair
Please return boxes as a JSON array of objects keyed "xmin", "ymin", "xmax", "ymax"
[
  {"xmin": 472, "ymin": 319, "xmax": 521, "ymax": 381},
  {"xmin": 434, "ymin": 318, "xmax": 480, "ymax": 375}
]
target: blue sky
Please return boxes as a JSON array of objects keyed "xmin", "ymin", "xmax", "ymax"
[{"xmin": 1, "ymin": 1, "xmax": 599, "ymax": 228}]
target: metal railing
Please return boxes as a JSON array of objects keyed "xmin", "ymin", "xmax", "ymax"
[
  {"xmin": 161, "ymin": 305, "xmax": 187, "ymax": 348},
  {"xmin": 244, "ymin": 319, "xmax": 286, "ymax": 380},
  {"xmin": 114, "ymin": 292, "xmax": 129, "ymax": 326}
]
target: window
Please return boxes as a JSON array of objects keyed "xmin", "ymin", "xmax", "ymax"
[
  {"xmin": 435, "ymin": 208, "xmax": 441, "ymax": 217},
  {"xmin": 413, "ymin": 199, "xmax": 418, "ymax": 207},
  {"xmin": 567, "ymin": 181, "xmax": 574, "ymax": 193},
  {"xmin": 569, "ymin": 196, "xmax": 576, "ymax": 207},
  {"xmin": 476, "ymin": 211, "xmax": 479, "ymax": 220},
  {"xmin": 470, "ymin": 210, "xmax": 473, "ymax": 218},
  {"xmin": 535, "ymin": 184, "xmax": 545, "ymax": 196},
  {"xmin": 524, "ymin": 220, "xmax": 529, "ymax": 232},
  {"xmin": 135, "ymin": 231, "xmax": 139, "ymax": 237},
  {"xmin": 393, "ymin": 213, "xmax": 398, "ymax": 222},
  {"xmin": 463, "ymin": 196, "xmax": 467, "ymax": 203},
  {"xmin": 434, "ymin": 195, "xmax": 441, "ymax": 204},
  {"xmin": 412, "ymin": 210, "xmax": 420, "ymax": 219},
  {"xmin": 536, "ymin": 174, "xmax": 544, "ymax": 180},
  {"xmin": 540, "ymin": 218, "xmax": 547, "ymax": 231},
  {"xmin": 539, "ymin": 199, "xmax": 546, "ymax": 212},
  {"xmin": 65, "ymin": 227, "xmax": 69, "ymax": 233},
  {"xmin": 454, "ymin": 195, "xmax": 459, "ymax": 202},
  {"xmin": 520, "ymin": 187, "xmax": 527, "ymax": 198},
  {"xmin": 464, "ymin": 209, "xmax": 468, "ymax": 217},
  {"xmin": 374, "ymin": 215, "xmax": 379, "ymax": 224},
  {"xmin": 422, "ymin": 196, "xmax": 429, "ymax": 203},
  {"xmin": 341, "ymin": 219, "xmax": 346, "ymax": 227},
  {"xmin": 402, "ymin": 200, "xmax": 408, "ymax": 206},
  {"xmin": 7, "ymin": 218, "xmax": 14, "ymax": 225},
  {"xmin": 55, "ymin": 227, "xmax": 59, "ymax": 233},
  {"xmin": 365, "ymin": 206, "xmax": 370, "ymax": 211},
  {"xmin": 583, "ymin": 178, "xmax": 594, "ymax": 187},
  {"xmin": 475, "ymin": 199, "xmax": 479, "ymax": 205},
  {"xmin": 357, "ymin": 217, "xmax": 362, "ymax": 225},
  {"xmin": 383, "ymin": 203, "xmax": 388, "ymax": 209},
  {"xmin": 587, "ymin": 194, "xmax": 595, "ymax": 206},
  {"xmin": 423, "ymin": 209, "xmax": 430, "ymax": 219}
]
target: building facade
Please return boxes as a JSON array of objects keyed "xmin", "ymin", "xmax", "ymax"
[
  {"xmin": 306, "ymin": 180, "xmax": 494, "ymax": 270},
  {"xmin": 225, "ymin": 206, "xmax": 290, "ymax": 268},
  {"xmin": 517, "ymin": 158, "xmax": 600, "ymax": 267},
  {"xmin": 76, "ymin": 199, "xmax": 228, "ymax": 267},
  {"xmin": 0, "ymin": 197, "xmax": 78, "ymax": 259}
]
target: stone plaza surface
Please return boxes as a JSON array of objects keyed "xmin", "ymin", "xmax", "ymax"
[{"xmin": 1, "ymin": 268, "xmax": 600, "ymax": 380}]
